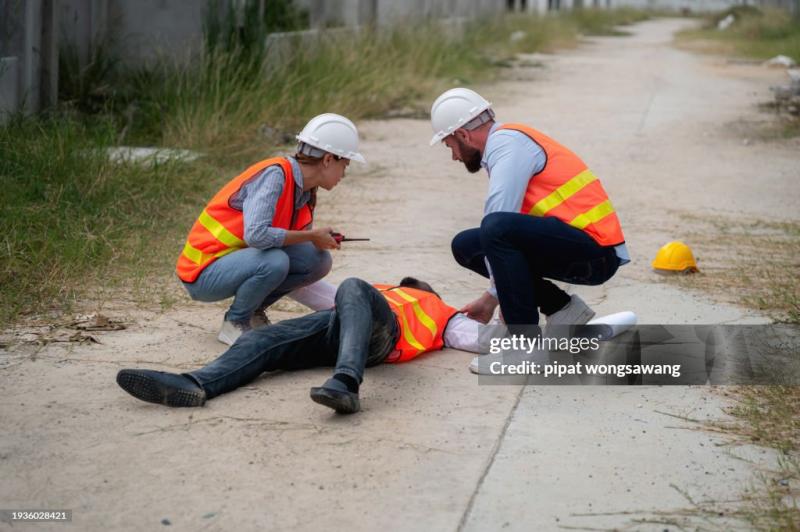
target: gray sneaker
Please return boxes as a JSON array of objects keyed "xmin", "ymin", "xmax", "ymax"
[
  {"xmin": 217, "ymin": 319, "xmax": 251, "ymax": 346},
  {"xmin": 544, "ymin": 294, "xmax": 596, "ymax": 339}
]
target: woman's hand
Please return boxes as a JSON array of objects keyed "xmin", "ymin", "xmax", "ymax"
[
  {"xmin": 459, "ymin": 291, "xmax": 499, "ymax": 324},
  {"xmin": 310, "ymin": 227, "xmax": 340, "ymax": 250}
]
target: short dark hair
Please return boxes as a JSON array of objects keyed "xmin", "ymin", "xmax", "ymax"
[{"xmin": 398, "ymin": 277, "xmax": 439, "ymax": 298}]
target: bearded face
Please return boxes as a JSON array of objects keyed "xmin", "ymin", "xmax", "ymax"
[{"xmin": 455, "ymin": 136, "xmax": 483, "ymax": 174}]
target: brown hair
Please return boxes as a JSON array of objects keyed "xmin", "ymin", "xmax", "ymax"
[
  {"xmin": 292, "ymin": 152, "xmax": 320, "ymax": 210},
  {"xmin": 294, "ymin": 152, "xmax": 324, "ymax": 165}
]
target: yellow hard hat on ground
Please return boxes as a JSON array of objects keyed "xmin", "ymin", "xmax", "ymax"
[{"xmin": 652, "ymin": 241, "xmax": 699, "ymax": 273}]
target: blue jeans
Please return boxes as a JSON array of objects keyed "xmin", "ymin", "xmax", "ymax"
[
  {"xmin": 451, "ymin": 212, "xmax": 620, "ymax": 326},
  {"xmin": 183, "ymin": 243, "xmax": 332, "ymax": 322},
  {"xmin": 186, "ymin": 278, "xmax": 399, "ymax": 399}
]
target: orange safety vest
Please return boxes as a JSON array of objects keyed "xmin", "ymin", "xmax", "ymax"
[
  {"xmin": 498, "ymin": 123, "xmax": 625, "ymax": 247},
  {"xmin": 176, "ymin": 157, "xmax": 313, "ymax": 283},
  {"xmin": 374, "ymin": 284, "xmax": 458, "ymax": 364}
]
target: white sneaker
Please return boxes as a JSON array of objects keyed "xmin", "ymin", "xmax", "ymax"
[
  {"xmin": 217, "ymin": 319, "xmax": 251, "ymax": 346},
  {"xmin": 544, "ymin": 294, "xmax": 596, "ymax": 337}
]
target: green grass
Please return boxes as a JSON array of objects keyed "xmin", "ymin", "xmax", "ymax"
[
  {"xmin": 678, "ymin": 6, "xmax": 800, "ymax": 62},
  {"xmin": 569, "ymin": 6, "xmax": 651, "ymax": 36},
  {"xmin": 0, "ymin": 8, "xmax": 648, "ymax": 323},
  {"xmin": 0, "ymin": 116, "xmax": 219, "ymax": 321}
]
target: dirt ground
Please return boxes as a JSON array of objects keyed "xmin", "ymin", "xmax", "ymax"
[{"xmin": 2, "ymin": 18, "xmax": 799, "ymax": 531}]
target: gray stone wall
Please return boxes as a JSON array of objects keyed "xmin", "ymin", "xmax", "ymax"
[
  {"xmin": 1, "ymin": 0, "xmax": 57, "ymax": 120},
  {"xmin": 59, "ymin": 0, "xmax": 215, "ymax": 67},
  {"xmin": 2, "ymin": 0, "xmax": 797, "ymax": 120}
]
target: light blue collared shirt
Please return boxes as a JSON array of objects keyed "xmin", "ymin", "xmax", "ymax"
[{"xmin": 480, "ymin": 122, "xmax": 629, "ymax": 296}]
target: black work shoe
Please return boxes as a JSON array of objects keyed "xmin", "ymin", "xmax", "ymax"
[
  {"xmin": 310, "ymin": 377, "xmax": 360, "ymax": 414},
  {"xmin": 116, "ymin": 369, "xmax": 206, "ymax": 407}
]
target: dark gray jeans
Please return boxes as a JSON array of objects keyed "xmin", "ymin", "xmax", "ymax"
[{"xmin": 187, "ymin": 278, "xmax": 399, "ymax": 399}]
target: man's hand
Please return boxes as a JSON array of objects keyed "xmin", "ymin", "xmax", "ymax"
[
  {"xmin": 459, "ymin": 291, "xmax": 499, "ymax": 324},
  {"xmin": 310, "ymin": 227, "xmax": 340, "ymax": 250}
]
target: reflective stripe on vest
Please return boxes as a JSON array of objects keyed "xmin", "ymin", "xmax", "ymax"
[
  {"xmin": 498, "ymin": 123, "xmax": 625, "ymax": 247},
  {"xmin": 374, "ymin": 284, "xmax": 458, "ymax": 363},
  {"xmin": 176, "ymin": 157, "xmax": 314, "ymax": 283}
]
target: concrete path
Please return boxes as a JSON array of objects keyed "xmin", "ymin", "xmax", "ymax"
[{"xmin": 2, "ymin": 18, "xmax": 798, "ymax": 532}]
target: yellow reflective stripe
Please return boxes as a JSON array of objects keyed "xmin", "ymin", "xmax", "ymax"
[
  {"xmin": 529, "ymin": 169, "xmax": 597, "ymax": 216},
  {"xmin": 391, "ymin": 288, "xmax": 438, "ymax": 339},
  {"xmin": 395, "ymin": 305, "xmax": 425, "ymax": 354},
  {"xmin": 382, "ymin": 292, "xmax": 426, "ymax": 354},
  {"xmin": 568, "ymin": 200, "xmax": 615, "ymax": 230},
  {"xmin": 181, "ymin": 242, "xmax": 236, "ymax": 265},
  {"xmin": 198, "ymin": 209, "xmax": 245, "ymax": 249},
  {"xmin": 181, "ymin": 242, "xmax": 206, "ymax": 265}
]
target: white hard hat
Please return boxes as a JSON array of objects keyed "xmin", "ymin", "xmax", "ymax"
[
  {"xmin": 429, "ymin": 88, "xmax": 492, "ymax": 146},
  {"xmin": 296, "ymin": 113, "xmax": 366, "ymax": 163}
]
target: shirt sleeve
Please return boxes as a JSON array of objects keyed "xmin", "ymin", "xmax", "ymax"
[
  {"xmin": 240, "ymin": 166, "xmax": 288, "ymax": 249},
  {"xmin": 443, "ymin": 313, "xmax": 484, "ymax": 353}
]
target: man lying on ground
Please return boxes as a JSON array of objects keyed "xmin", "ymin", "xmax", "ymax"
[{"xmin": 117, "ymin": 277, "xmax": 483, "ymax": 414}]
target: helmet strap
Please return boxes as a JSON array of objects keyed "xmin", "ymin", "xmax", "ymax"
[
  {"xmin": 463, "ymin": 108, "xmax": 495, "ymax": 131},
  {"xmin": 297, "ymin": 142, "xmax": 327, "ymax": 158}
]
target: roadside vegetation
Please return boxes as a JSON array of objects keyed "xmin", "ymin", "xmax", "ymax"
[
  {"xmin": 659, "ymin": 213, "xmax": 800, "ymax": 528},
  {"xmin": 673, "ymin": 14, "xmax": 799, "ymax": 525},
  {"xmin": 672, "ymin": 214, "xmax": 800, "ymax": 325},
  {"xmin": 0, "ymin": 6, "xmax": 648, "ymax": 324},
  {"xmin": 654, "ymin": 8, "xmax": 800, "ymax": 521},
  {"xmin": 678, "ymin": 5, "xmax": 800, "ymax": 62}
]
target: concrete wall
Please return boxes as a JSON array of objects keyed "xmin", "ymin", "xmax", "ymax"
[
  {"xmin": 298, "ymin": 0, "xmax": 507, "ymax": 27},
  {"xmin": 59, "ymin": 0, "xmax": 106, "ymax": 68},
  {"xmin": 2, "ymin": 0, "xmax": 798, "ymax": 120},
  {"xmin": 59, "ymin": 0, "xmax": 216, "ymax": 67},
  {"xmin": 1, "ymin": 0, "xmax": 58, "ymax": 121}
]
